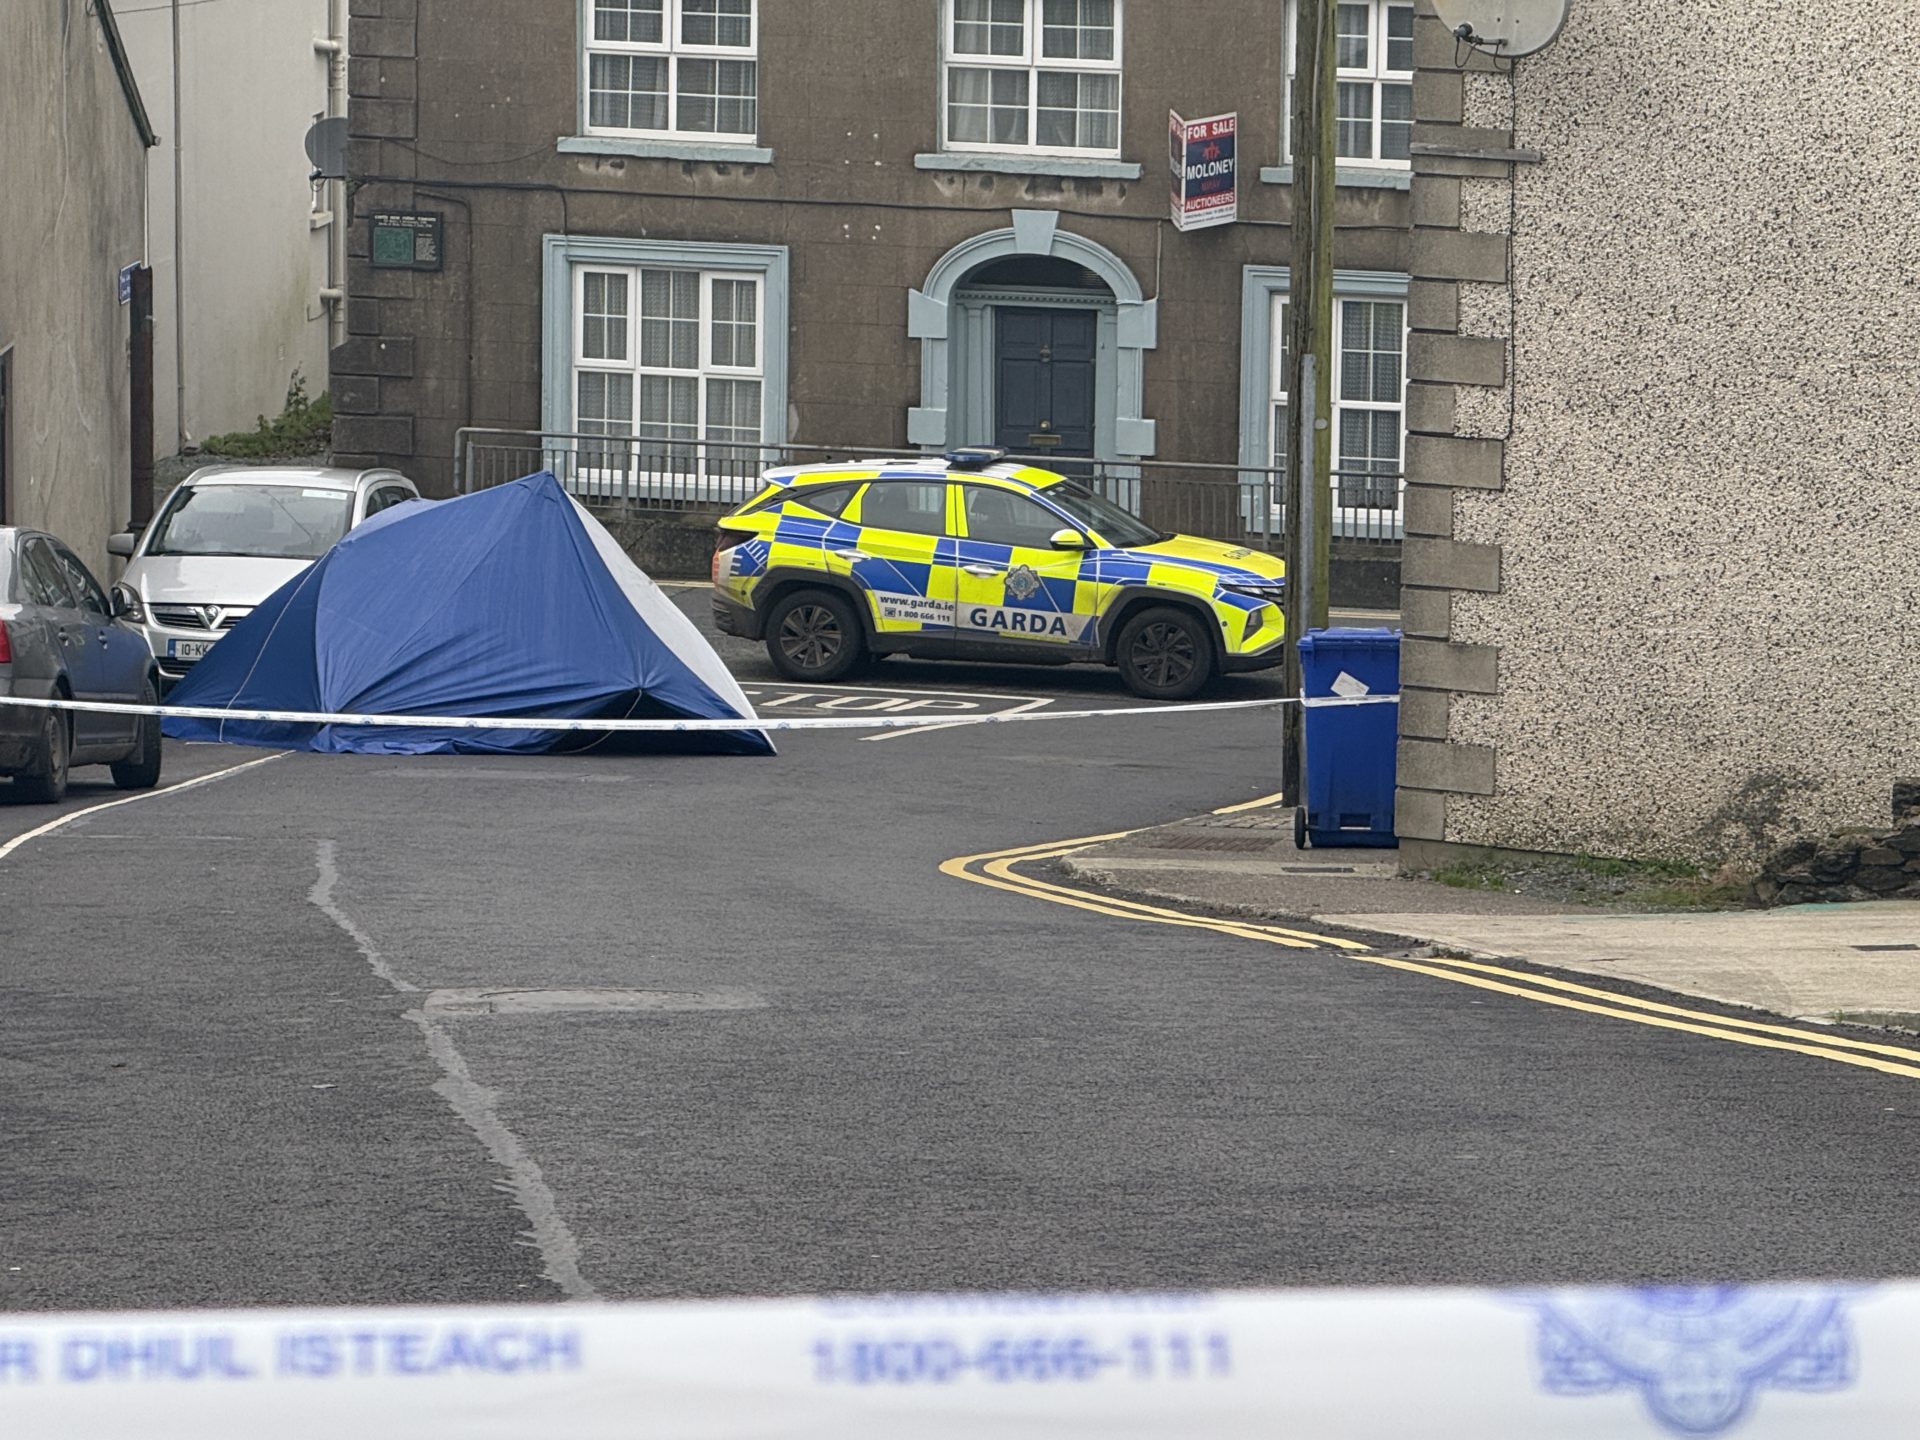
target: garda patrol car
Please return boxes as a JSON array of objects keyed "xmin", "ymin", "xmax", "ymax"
[{"xmin": 711, "ymin": 449, "xmax": 1286, "ymax": 700}]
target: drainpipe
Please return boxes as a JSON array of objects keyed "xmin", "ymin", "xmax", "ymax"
[
  {"xmin": 171, "ymin": 0, "xmax": 188, "ymax": 450},
  {"xmin": 316, "ymin": 0, "xmax": 347, "ymax": 350}
]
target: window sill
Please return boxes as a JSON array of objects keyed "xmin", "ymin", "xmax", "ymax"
[
  {"xmin": 559, "ymin": 135, "xmax": 774, "ymax": 165},
  {"xmin": 1259, "ymin": 164, "xmax": 1411, "ymax": 192},
  {"xmin": 915, "ymin": 152, "xmax": 1143, "ymax": 180}
]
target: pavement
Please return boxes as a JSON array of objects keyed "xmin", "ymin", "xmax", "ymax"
[{"xmin": 1058, "ymin": 805, "xmax": 1920, "ymax": 1029}]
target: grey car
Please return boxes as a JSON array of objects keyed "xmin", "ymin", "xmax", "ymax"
[{"xmin": 0, "ymin": 528, "xmax": 162, "ymax": 802}]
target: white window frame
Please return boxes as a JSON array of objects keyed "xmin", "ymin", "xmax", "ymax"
[
  {"xmin": 581, "ymin": 0, "xmax": 759, "ymax": 143},
  {"xmin": 941, "ymin": 0, "xmax": 1125, "ymax": 159},
  {"xmin": 569, "ymin": 264, "xmax": 767, "ymax": 485},
  {"xmin": 1267, "ymin": 291, "xmax": 1407, "ymax": 527},
  {"xmin": 1282, "ymin": 0, "xmax": 1414, "ymax": 170}
]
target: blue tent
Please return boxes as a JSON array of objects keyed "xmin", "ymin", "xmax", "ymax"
[{"xmin": 163, "ymin": 472, "xmax": 771, "ymax": 756}]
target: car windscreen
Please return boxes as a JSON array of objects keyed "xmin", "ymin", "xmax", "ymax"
[
  {"xmin": 1039, "ymin": 481, "xmax": 1163, "ymax": 548},
  {"xmin": 146, "ymin": 484, "xmax": 355, "ymax": 561}
]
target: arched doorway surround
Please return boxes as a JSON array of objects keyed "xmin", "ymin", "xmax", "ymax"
[{"xmin": 906, "ymin": 211, "xmax": 1157, "ymax": 461}]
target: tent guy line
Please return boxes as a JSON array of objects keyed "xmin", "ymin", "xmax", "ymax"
[{"xmin": 0, "ymin": 692, "xmax": 1396, "ymax": 735}]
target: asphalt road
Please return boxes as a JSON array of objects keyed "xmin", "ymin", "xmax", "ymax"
[{"xmin": 3, "ymin": 589, "xmax": 1919, "ymax": 1313}]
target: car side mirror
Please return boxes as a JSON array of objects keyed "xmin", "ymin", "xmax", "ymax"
[
  {"xmin": 107, "ymin": 532, "xmax": 136, "ymax": 558},
  {"xmin": 1049, "ymin": 528, "xmax": 1092, "ymax": 551}
]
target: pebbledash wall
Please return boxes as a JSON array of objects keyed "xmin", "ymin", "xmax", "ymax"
[
  {"xmin": 1395, "ymin": 0, "xmax": 1920, "ymax": 867},
  {"xmin": 330, "ymin": 0, "xmax": 1412, "ymax": 490}
]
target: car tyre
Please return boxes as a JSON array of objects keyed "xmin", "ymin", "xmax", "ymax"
[
  {"xmin": 110, "ymin": 679, "xmax": 164, "ymax": 791},
  {"xmin": 766, "ymin": 589, "xmax": 867, "ymax": 683},
  {"xmin": 12, "ymin": 703, "xmax": 71, "ymax": 804},
  {"xmin": 1116, "ymin": 606, "xmax": 1215, "ymax": 701}
]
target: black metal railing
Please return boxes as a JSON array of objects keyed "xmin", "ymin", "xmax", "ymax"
[{"xmin": 451, "ymin": 429, "xmax": 1406, "ymax": 546}]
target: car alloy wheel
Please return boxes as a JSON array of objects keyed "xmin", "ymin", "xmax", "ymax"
[
  {"xmin": 1130, "ymin": 621, "xmax": 1198, "ymax": 690},
  {"xmin": 764, "ymin": 588, "xmax": 866, "ymax": 683},
  {"xmin": 778, "ymin": 604, "xmax": 845, "ymax": 672},
  {"xmin": 13, "ymin": 707, "xmax": 70, "ymax": 803},
  {"xmin": 1116, "ymin": 605, "xmax": 1214, "ymax": 701}
]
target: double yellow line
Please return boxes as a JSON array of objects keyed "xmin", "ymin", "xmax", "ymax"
[{"xmin": 942, "ymin": 797, "xmax": 1920, "ymax": 1083}]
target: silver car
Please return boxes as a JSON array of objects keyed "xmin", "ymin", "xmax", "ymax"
[
  {"xmin": 108, "ymin": 465, "xmax": 419, "ymax": 688},
  {"xmin": 0, "ymin": 527, "xmax": 162, "ymax": 802}
]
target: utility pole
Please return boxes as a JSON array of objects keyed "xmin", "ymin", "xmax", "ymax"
[
  {"xmin": 129, "ymin": 265, "xmax": 156, "ymax": 529},
  {"xmin": 1281, "ymin": 0, "xmax": 1336, "ymax": 811}
]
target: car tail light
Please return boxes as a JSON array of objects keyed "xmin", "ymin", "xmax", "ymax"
[{"xmin": 0, "ymin": 620, "xmax": 11, "ymax": 664}]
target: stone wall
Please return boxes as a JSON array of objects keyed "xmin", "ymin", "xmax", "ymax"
[
  {"xmin": 1753, "ymin": 784, "xmax": 1920, "ymax": 906},
  {"xmin": 592, "ymin": 509, "xmax": 724, "ymax": 584}
]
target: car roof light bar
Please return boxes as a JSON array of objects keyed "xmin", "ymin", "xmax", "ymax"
[{"xmin": 943, "ymin": 447, "xmax": 1009, "ymax": 468}]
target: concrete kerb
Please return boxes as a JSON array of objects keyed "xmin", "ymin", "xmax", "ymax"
[{"xmin": 1054, "ymin": 813, "xmax": 1920, "ymax": 1031}]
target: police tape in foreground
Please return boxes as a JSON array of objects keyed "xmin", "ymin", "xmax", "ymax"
[
  {"xmin": 0, "ymin": 692, "xmax": 1396, "ymax": 735},
  {"xmin": 0, "ymin": 1282, "xmax": 1894, "ymax": 1438}
]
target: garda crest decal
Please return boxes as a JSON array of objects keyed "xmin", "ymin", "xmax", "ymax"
[
  {"xmin": 1524, "ymin": 1285, "xmax": 1860, "ymax": 1436},
  {"xmin": 1003, "ymin": 564, "xmax": 1042, "ymax": 602}
]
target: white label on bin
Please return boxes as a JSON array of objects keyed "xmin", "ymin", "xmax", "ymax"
[{"xmin": 1331, "ymin": 671, "xmax": 1370, "ymax": 699}]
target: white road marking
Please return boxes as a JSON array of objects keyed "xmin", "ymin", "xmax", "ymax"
[
  {"xmin": 309, "ymin": 840, "xmax": 600, "ymax": 1303},
  {"xmin": 733, "ymin": 678, "xmax": 1097, "ymax": 744},
  {"xmin": 862, "ymin": 695, "xmax": 1057, "ymax": 743},
  {"xmin": 736, "ymin": 679, "xmax": 1063, "ymax": 704},
  {"xmin": 0, "ymin": 752, "xmax": 286, "ymax": 864}
]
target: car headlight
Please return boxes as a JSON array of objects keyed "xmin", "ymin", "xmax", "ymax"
[
  {"xmin": 1221, "ymin": 580, "xmax": 1285, "ymax": 602},
  {"xmin": 111, "ymin": 582, "xmax": 145, "ymax": 623}
]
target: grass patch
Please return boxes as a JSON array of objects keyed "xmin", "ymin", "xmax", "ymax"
[
  {"xmin": 1432, "ymin": 860, "xmax": 1509, "ymax": 891},
  {"xmin": 201, "ymin": 372, "xmax": 331, "ymax": 459},
  {"xmin": 1422, "ymin": 851, "xmax": 1752, "ymax": 911},
  {"xmin": 1569, "ymin": 852, "xmax": 1698, "ymax": 881}
]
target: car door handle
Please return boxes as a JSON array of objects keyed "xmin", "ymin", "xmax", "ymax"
[
  {"xmin": 832, "ymin": 548, "xmax": 870, "ymax": 561},
  {"xmin": 963, "ymin": 563, "xmax": 1004, "ymax": 577}
]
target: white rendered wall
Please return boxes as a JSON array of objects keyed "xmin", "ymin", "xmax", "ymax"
[{"xmin": 118, "ymin": 0, "xmax": 340, "ymax": 451}]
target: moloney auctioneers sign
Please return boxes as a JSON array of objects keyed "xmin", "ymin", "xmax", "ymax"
[{"xmin": 1170, "ymin": 111, "xmax": 1238, "ymax": 231}]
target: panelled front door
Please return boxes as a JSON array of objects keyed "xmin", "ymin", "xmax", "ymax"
[{"xmin": 994, "ymin": 308, "xmax": 1096, "ymax": 461}]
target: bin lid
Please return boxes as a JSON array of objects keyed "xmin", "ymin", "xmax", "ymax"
[{"xmin": 1298, "ymin": 626, "xmax": 1402, "ymax": 653}]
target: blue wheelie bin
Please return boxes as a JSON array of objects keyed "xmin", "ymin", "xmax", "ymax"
[{"xmin": 1296, "ymin": 627, "xmax": 1401, "ymax": 848}]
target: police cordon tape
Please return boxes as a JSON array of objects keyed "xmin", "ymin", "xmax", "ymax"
[
  {"xmin": 0, "ymin": 691, "xmax": 1396, "ymax": 735},
  {"xmin": 0, "ymin": 1282, "xmax": 1893, "ymax": 1437}
]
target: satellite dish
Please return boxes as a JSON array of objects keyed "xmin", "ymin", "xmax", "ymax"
[
  {"xmin": 1429, "ymin": 0, "xmax": 1570, "ymax": 58},
  {"xmin": 304, "ymin": 116, "xmax": 349, "ymax": 179}
]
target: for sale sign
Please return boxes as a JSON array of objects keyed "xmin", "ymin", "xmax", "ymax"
[{"xmin": 1170, "ymin": 111, "xmax": 1238, "ymax": 231}]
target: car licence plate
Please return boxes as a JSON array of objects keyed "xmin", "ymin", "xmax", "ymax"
[{"xmin": 168, "ymin": 638, "xmax": 216, "ymax": 660}]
